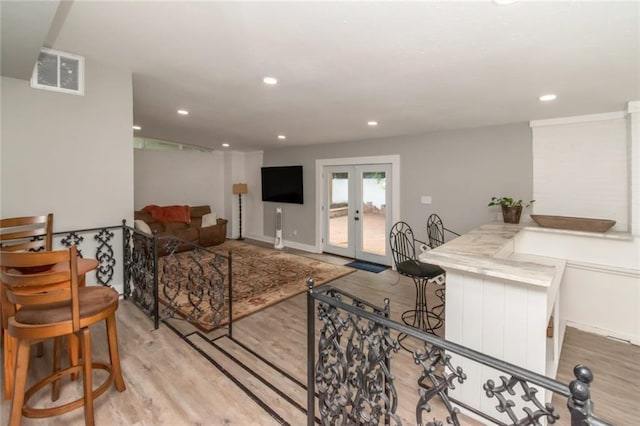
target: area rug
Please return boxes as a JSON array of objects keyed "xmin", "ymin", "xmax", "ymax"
[
  {"xmin": 158, "ymin": 240, "xmax": 355, "ymax": 331},
  {"xmin": 344, "ymin": 260, "xmax": 388, "ymax": 273}
]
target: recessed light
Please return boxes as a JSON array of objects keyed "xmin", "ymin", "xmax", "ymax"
[
  {"xmin": 222, "ymin": 143, "xmax": 230, "ymax": 148},
  {"xmin": 177, "ymin": 109, "xmax": 189, "ymax": 115},
  {"xmin": 539, "ymin": 94, "xmax": 557, "ymax": 102},
  {"xmin": 367, "ymin": 121, "xmax": 378, "ymax": 126},
  {"xmin": 277, "ymin": 135, "xmax": 286, "ymax": 140},
  {"xmin": 263, "ymin": 77, "xmax": 278, "ymax": 85},
  {"xmin": 493, "ymin": 0, "xmax": 519, "ymax": 5},
  {"xmin": 132, "ymin": 125, "xmax": 142, "ymax": 130}
]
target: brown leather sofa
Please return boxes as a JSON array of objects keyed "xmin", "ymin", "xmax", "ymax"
[{"xmin": 134, "ymin": 205, "xmax": 227, "ymax": 254}]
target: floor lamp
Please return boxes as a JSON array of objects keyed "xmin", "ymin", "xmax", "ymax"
[{"xmin": 233, "ymin": 183, "xmax": 248, "ymax": 240}]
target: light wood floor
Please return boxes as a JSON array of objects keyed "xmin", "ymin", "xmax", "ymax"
[{"xmin": 1, "ymin": 243, "xmax": 638, "ymax": 425}]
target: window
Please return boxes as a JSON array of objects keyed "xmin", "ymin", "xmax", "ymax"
[
  {"xmin": 133, "ymin": 137, "xmax": 214, "ymax": 153},
  {"xmin": 30, "ymin": 48, "xmax": 84, "ymax": 95}
]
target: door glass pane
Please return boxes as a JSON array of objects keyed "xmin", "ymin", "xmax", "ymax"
[
  {"xmin": 361, "ymin": 171, "xmax": 386, "ymax": 255},
  {"xmin": 329, "ymin": 172, "xmax": 349, "ymax": 248}
]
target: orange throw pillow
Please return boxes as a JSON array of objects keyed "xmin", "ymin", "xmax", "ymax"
[
  {"xmin": 161, "ymin": 205, "xmax": 191, "ymax": 224},
  {"xmin": 143, "ymin": 205, "xmax": 191, "ymax": 224}
]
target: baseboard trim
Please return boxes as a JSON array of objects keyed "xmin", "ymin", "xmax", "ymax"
[
  {"xmin": 247, "ymin": 234, "xmax": 320, "ymax": 253},
  {"xmin": 564, "ymin": 320, "xmax": 638, "ymax": 346}
]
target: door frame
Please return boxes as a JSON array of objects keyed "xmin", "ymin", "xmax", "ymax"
[{"xmin": 315, "ymin": 155, "xmax": 400, "ymax": 265}]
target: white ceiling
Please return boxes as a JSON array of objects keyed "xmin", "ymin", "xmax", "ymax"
[{"xmin": 3, "ymin": 1, "xmax": 639, "ymax": 151}]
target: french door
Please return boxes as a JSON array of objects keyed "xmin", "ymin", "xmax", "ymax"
[{"xmin": 322, "ymin": 164, "xmax": 391, "ymax": 265}]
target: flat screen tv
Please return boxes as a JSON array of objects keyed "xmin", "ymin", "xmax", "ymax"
[{"xmin": 261, "ymin": 165, "xmax": 304, "ymax": 204}]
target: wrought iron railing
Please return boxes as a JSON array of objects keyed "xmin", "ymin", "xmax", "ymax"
[
  {"xmin": 123, "ymin": 224, "xmax": 232, "ymax": 333},
  {"xmin": 52, "ymin": 224, "xmax": 123, "ymax": 287},
  {"xmin": 46, "ymin": 222, "xmax": 232, "ymax": 333},
  {"xmin": 307, "ymin": 281, "xmax": 614, "ymax": 426}
]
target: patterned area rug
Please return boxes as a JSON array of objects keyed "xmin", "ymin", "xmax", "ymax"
[{"xmin": 158, "ymin": 240, "xmax": 355, "ymax": 331}]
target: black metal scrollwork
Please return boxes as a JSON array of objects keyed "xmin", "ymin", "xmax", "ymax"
[
  {"xmin": 123, "ymin": 226, "xmax": 132, "ymax": 297},
  {"xmin": 483, "ymin": 375, "xmax": 559, "ymax": 425},
  {"xmin": 309, "ymin": 287, "xmax": 614, "ymax": 426},
  {"xmin": 159, "ymin": 246, "xmax": 226, "ymax": 329},
  {"xmin": 127, "ymin": 232, "xmax": 156, "ymax": 317},
  {"xmin": 316, "ymin": 291, "xmax": 401, "ymax": 425},
  {"xmin": 124, "ymin": 231, "xmax": 227, "ymax": 330},
  {"xmin": 415, "ymin": 345, "xmax": 466, "ymax": 426},
  {"xmin": 94, "ymin": 228, "xmax": 115, "ymax": 286},
  {"xmin": 61, "ymin": 232, "xmax": 84, "ymax": 257}
]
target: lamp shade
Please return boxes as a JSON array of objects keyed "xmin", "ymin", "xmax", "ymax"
[{"xmin": 233, "ymin": 183, "xmax": 248, "ymax": 194}]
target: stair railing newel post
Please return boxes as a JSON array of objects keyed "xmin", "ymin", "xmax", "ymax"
[
  {"xmin": 122, "ymin": 219, "xmax": 129, "ymax": 298},
  {"xmin": 383, "ymin": 297, "xmax": 391, "ymax": 426},
  {"xmin": 228, "ymin": 250, "xmax": 233, "ymax": 339},
  {"xmin": 306, "ymin": 277, "xmax": 316, "ymax": 426},
  {"xmin": 568, "ymin": 364, "xmax": 599, "ymax": 426},
  {"xmin": 152, "ymin": 229, "xmax": 159, "ymax": 330}
]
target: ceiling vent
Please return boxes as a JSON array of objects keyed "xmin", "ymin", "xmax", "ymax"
[{"xmin": 30, "ymin": 48, "xmax": 84, "ymax": 96}]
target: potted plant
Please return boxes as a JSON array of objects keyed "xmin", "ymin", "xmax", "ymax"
[{"xmin": 488, "ymin": 197, "xmax": 535, "ymax": 224}]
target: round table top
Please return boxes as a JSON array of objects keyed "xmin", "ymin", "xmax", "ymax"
[{"xmin": 51, "ymin": 257, "xmax": 99, "ymax": 275}]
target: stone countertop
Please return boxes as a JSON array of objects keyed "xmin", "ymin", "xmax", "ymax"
[{"xmin": 418, "ymin": 222, "xmax": 562, "ymax": 287}]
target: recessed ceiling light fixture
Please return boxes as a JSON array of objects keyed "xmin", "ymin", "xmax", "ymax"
[
  {"xmin": 277, "ymin": 135, "xmax": 286, "ymax": 140},
  {"xmin": 263, "ymin": 77, "xmax": 278, "ymax": 85},
  {"xmin": 132, "ymin": 125, "xmax": 141, "ymax": 130},
  {"xmin": 539, "ymin": 94, "xmax": 557, "ymax": 102},
  {"xmin": 493, "ymin": 0, "xmax": 519, "ymax": 5},
  {"xmin": 177, "ymin": 109, "xmax": 189, "ymax": 115},
  {"xmin": 367, "ymin": 121, "xmax": 378, "ymax": 126},
  {"xmin": 222, "ymin": 143, "xmax": 230, "ymax": 148}
]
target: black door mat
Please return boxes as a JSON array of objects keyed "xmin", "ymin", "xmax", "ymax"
[{"xmin": 344, "ymin": 260, "xmax": 388, "ymax": 273}]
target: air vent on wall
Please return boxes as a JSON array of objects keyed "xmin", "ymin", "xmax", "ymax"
[{"xmin": 30, "ymin": 48, "xmax": 84, "ymax": 96}]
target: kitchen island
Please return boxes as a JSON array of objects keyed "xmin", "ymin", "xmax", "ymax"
[{"xmin": 419, "ymin": 222, "xmax": 567, "ymax": 419}]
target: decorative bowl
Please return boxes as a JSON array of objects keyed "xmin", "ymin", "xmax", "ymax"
[{"xmin": 530, "ymin": 215, "xmax": 616, "ymax": 233}]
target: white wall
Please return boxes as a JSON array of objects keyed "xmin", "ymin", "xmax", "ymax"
[
  {"xmin": 1, "ymin": 61, "xmax": 133, "ymax": 230},
  {"xmin": 133, "ymin": 148, "xmax": 226, "ymax": 217},
  {"xmin": 244, "ymin": 151, "xmax": 264, "ymax": 240},
  {"xmin": 262, "ymin": 123, "xmax": 533, "ymax": 246},
  {"xmin": 1, "ymin": 58, "xmax": 133, "ymax": 293},
  {"xmin": 531, "ymin": 114, "xmax": 629, "ymax": 231},
  {"xmin": 629, "ymin": 102, "xmax": 640, "ymax": 235},
  {"xmin": 516, "ymin": 229, "xmax": 639, "ymax": 344},
  {"xmin": 525, "ymin": 108, "xmax": 640, "ymax": 344}
]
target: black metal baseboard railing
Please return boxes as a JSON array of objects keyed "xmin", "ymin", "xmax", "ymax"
[
  {"xmin": 307, "ymin": 280, "xmax": 614, "ymax": 426},
  {"xmin": 46, "ymin": 222, "xmax": 233, "ymax": 334}
]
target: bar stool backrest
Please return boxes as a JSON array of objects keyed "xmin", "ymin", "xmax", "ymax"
[{"xmin": 0, "ymin": 214, "xmax": 53, "ymax": 252}]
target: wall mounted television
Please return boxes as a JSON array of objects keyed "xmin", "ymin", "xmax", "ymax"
[{"xmin": 261, "ymin": 165, "xmax": 304, "ymax": 204}]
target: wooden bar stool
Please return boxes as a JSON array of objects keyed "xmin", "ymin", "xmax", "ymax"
[
  {"xmin": 1, "ymin": 214, "xmax": 53, "ymax": 400},
  {"xmin": 0, "ymin": 246, "xmax": 126, "ymax": 425}
]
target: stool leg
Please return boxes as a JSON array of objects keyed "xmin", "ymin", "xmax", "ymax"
[
  {"xmin": 68, "ymin": 333, "xmax": 80, "ymax": 380},
  {"xmin": 51, "ymin": 336, "xmax": 62, "ymax": 401},
  {"xmin": 106, "ymin": 314, "xmax": 126, "ymax": 392},
  {"xmin": 10, "ymin": 339, "xmax": 31, "ymax": 426},
  {"xmin": 3, "ymin": 330, "xmax": 15, "ymax": 400},
  {"xmin": 80, "ymin": 328, "xmax": 95, "ymax": 426}
]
